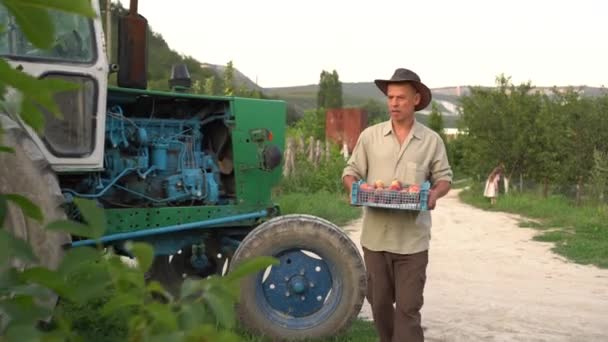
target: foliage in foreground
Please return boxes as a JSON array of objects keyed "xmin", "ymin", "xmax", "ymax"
[{"xmin": 0, "ymin": 197, "xmax": 277, "ymax": 340}]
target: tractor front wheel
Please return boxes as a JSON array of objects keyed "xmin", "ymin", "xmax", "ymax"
[
  {"xmin": 230, "ymin": 214, "xmax": 366, "ymax": 340},
  {"xmin": 0, "ymin": 115, "xmax": 71, "ymax": 270}
]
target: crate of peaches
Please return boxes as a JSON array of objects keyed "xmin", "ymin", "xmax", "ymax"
[{"xmin": 350, "ymin": 179, "xmax": 431, "ymax": 211}]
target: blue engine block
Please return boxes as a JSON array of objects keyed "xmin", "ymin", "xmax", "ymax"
[{"xmin": 63, "ymin": 106, "xmax": 221, "ymax": 206}]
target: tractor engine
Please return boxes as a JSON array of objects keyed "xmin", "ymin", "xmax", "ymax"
[{"xmin": 63, "ymin": 106, "xmax": 223, "ymax": 207}]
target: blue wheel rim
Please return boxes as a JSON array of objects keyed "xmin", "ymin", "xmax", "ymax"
[{"xmin": 254, "ymin": 248, "xmax": 342, "ymax": 329}]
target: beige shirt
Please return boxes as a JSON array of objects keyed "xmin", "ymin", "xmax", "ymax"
[{"xmin": 342, "ymin": 120, "xmax": 453, "ymax": 254}]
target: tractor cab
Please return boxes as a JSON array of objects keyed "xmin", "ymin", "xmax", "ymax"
[{"xmin": 0, "ymin": 1, "xmax": 108, "ymax": 171}]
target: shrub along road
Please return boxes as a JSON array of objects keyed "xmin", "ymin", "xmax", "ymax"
[{"xmin": 344, "ymin": 190, "xmax": 608, "ymax": 341}]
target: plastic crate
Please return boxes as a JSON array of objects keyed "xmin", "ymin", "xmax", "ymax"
[{"xmin": 350, "ymin": 180, "xmax": 431, "ymax": 211}]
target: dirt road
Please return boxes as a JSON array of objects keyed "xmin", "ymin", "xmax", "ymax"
[{"xmin": 344, "ymin": 190, "xmax": 608, "ymax": 342}]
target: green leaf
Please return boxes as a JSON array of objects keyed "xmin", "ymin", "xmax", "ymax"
[
  {"xmin": 4, "ymin": 194, "xmax": 43, "ymax": 223},
  {"xmin": 58, "ymin": 246, "xmax": 101, "ymax": 276},
  {"xmin": 203, "ymin": 287, "xmax": 235, "ymax": 329},
  {"xmin": 20, "ymin": 267, "xmax": 68, "ymax": 296},
  {"xmin": 224, "ymin": 256, "xmax": 278, "ymax": 283},
  {"xmin": 178, "ymin": 303, "xmax": 210, "ymax": 330},
  {"xmin": 146, "ymin": 302, "xmax": 179, "ymax": 332},
  {"xmin": 16, "ymin": 0, "xmax": 96, "ymax": 17},
  {"xmin": 2, "ymin": 0, "xmax": 54, "ymax": 49},
  {"xmin": 0, "ymin": 229, "xmax": 38, "ymax": 264},
  {"xmin": 46, "ymin": 219, "xmax": 97, "ymax": 239},
  {"xmin": 101, "ymin": 293, "xmax": 141, "ymax": 315},
  {"xmin": 5, "ymin": 323, "xmax": 43, "ymax": 342},
  {"xmin": 113, "ymin": 267, "xmax": 145, "ymax": 293},
  {"xmin": 57, "ymin": 247, "xmax": 112, "ymax": 302},
  {"xmin": 148, "ymin": 333, "xmax": 183, "ymax": 342},
  {"xmin": 1, "ymin": 0, "xmax": 96, "ymax": 50},
  {"xmin": 0, "ymin": 267, "xmax": 23, "ymax": 293},
  {"xmin": 146, "ymin": 280, "xmax": 172, "ymax": 302},
  {"xmin": 0, "ymin": 295, "xmax": 51, "ymax": 325},
  {"xmin": 179, "ymin": 278, "xmax": 203, "ymax": 300},
  {"xmin": 65, "ymin": 264, "xmax": 111, "ymax": 303},
  {"xmin": 130, "ymin": 242, "xmax": 154, "ymax": 273},
  {"xmin": 73, "ymin": 198, "xmax": 106, "ymax": 237},
  {"xmin": 0, "ymin": 146, "xmax": 15, "ymax": 153},
  {"xmin": 5, "ymin": 284, "xmax": 54, "ymax": 300},
  {"xmin": 19, "ymin": 99, "xmax": 46, "ymax": 133},
  {"xmin": 0, "ymin": 60, "xmax": 77, "ymax": 125}
]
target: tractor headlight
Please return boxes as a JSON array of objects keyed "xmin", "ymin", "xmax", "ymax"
[{"xmin": 262, "ymin": 144, "xmax": 282, "ymax": 171}]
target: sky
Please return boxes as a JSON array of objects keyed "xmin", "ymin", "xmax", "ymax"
[{"xmin": 116, "ymin": 0, "xmax": 608, "ymax": 89}]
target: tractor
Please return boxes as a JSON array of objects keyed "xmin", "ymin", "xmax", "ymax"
[{"xmin": 0, "ymin": 0, "xmax": 366, "ymax": 340}]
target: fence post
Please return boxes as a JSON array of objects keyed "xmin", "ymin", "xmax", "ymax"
[
  {"xmin": 341, "ymin": 142, "xmax": 349, "ymax": 161},
  {"xmin": 314, "ymin": 139, "xmax": 322, "ymax": 167},
  {"xmin": 283, "ymin": 137, "xmax": 295, "ymax": 178},
  {"xmin": 519, "ymin": 174, "xmax": 523, "ymax": 192},
  {"xmin": 297, "ymin": 136, "xmax": 305, "ymax": 155},
  {"xmin": 307, "ymin": 136, "xmax": 315, "ymax": 162}
]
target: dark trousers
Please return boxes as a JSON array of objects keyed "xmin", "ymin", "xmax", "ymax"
[{"xmin": 363, "ymin": 247, "xmax": 428, "ymax": 342}]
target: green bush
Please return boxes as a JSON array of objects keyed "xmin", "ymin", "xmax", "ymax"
[
  {"xmin": 277, "ymin": 143, "xmax": 347, "ymax": 196},
  {"xmin": 1, "ymin": 198, "xmax": 276, "ymax": 341}
]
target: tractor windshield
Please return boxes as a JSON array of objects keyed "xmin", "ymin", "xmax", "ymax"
[{"xmin": 0, "ymin": 6, "xmax": 96, "ymax": 63}]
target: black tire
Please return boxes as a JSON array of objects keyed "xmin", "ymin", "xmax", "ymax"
[
  {"xmin": 230, "ymin": 214, "xmax": 366, "ymax": 341},
  {"xmin": 0, "ymin": 114, "xmax": 71, "ymax": 270}
]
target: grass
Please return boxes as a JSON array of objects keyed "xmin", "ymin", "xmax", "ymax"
[
  {"xmin": 241, "ymin": 319, "xmax": 378, "ymax": 342},
  {"xmin": 459, "ymin": 184, "xmax": 608, "ymax": 268},
  {"xmin": 274, "ymin": 190, "xmax": 362, "ymax": 227}
]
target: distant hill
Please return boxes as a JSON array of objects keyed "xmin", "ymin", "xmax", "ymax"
[
  {"xmin": 264, "ymin": 83, "xmax": 608, "ymax": 128},
  {"xmin": 200, "ymin": 63, "xmax": 263, "ymax": 92},
  {"xmin": 264, "ymin": 83, "xmax": 464, "ymax": 128}
]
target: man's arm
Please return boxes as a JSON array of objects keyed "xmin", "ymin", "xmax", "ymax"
[{"xmin": 428, "ymin": 180, "xmax": 451, "ymax": 210}]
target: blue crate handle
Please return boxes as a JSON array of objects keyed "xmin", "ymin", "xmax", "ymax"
[
  {"xmin": 350, "ymin": 180, "xmax": 364, "ymax": 205},
  {"xmin": 419, "ymin": 181, "xmax": 431, "ymax": 211}
]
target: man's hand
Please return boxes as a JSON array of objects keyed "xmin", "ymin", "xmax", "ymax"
[
  {"xmin": 343, "ymin": 175, "xmax": 358, "ymax": 203},
  {"xmin": 427, "ymin": 180, "xmax": 451, "ymax": 210},
  {"xmin": 427, "ymin": 190, "xmax": 439, "ymax": 210}
]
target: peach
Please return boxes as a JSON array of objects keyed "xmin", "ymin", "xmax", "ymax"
[
  {"xmin": 359, "ymin": 183, "xmax": 373, "ymax": 191},
  {"xmin": 389, "ymin": 179, "xmax": 402, "ymax": 191},
  {"xmin": 408, "ymin": 184, "xmax": 421, "ymax": 193}
]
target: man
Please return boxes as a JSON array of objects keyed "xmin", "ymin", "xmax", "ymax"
[{"xmin": 342, "ymin": 68, "xmax": 452, "ymax": 342}]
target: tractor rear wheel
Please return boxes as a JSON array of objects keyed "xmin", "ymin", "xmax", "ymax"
[
  {"xmin": 0, "ymin": 115, "xmax": 71, "ymax": 270},
  {"xmin": 230, "ymin": 214, "xmax": 366, "ymax": 340}
]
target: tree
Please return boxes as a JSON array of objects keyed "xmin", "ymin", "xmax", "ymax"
[
  {"xmin": 525, "ymin": 93, "xmax": 567, "ymax": 196},
  {"xmin": 223, "ymin": 60, "xmax": 235, "ymax": 95},
  {"xmin": 203, "ymin": 76, "xmax": 217, "ymax": 95},
  {"xmin": 428, "ymin": 102, "xmax": 446, "ymax": 142},
  {"xmin": 316, "ymin": 70, "xmax": 343, "ymax": 109},
  {"xmin": 292, "ymin": 109, "xmax": 326, "ymax": 141},
  {"xmin": 361, "ymin": 98, "xmax": 387, "ymax": 125},
  {"xmin": 459, "ymin": 75, "xmax": 540, "ymax": 182}
]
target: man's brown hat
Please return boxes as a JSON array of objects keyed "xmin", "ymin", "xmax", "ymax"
[{"xmin": 374, "ymin": 68, "xmax": 432, "ymax": 111}]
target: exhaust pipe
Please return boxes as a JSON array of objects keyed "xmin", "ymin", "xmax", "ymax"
[{"xmin": 117, "ymin": 0, "xmax": 148, "ymax": 89}]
